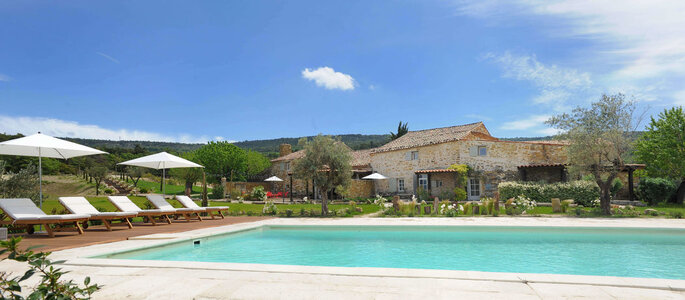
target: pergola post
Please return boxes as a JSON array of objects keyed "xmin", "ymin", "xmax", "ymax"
[{"xmin": 628, "ymin": 167, "xmax": 635, "ymax": 202}]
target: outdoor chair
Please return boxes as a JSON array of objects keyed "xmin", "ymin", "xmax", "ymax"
[
  {"xmin": 59, "ymin": 197, "xmax": 137, "ymax": 231},
  {"xmin": 146, "ymin": 195, "xmax": 203, "ymax": 222},
  {"xmin": 175, "ymin": 195, "xmax": 229, "ymax": 219},
  {"xmin": 107, "ymin": 196, "xmax": 172, "ymax": 225},
  {"xmin": 0, "ymin": 198, "xmax": 90, "ymax": 237}
]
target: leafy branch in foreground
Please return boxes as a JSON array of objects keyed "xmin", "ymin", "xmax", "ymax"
[{"xmin": 0, "ymin": 237, "xmax": 101, "ymax": 299}]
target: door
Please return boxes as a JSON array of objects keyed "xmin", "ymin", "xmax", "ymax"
[{"xmin": 467, "ymin": 178, "xmax": 481, "ymax": 201}]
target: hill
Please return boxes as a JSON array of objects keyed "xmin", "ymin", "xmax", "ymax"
[{"xmin": 61, "ymin": 134, "xmax": 391, "ymax": 157}]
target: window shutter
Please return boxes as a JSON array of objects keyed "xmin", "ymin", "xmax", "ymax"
[
  {"xmin": 431, "ymin": 180, "xmax": 436, "ymax": 188},
  {"xmin": 388, "ymin": 178, "xmax": 397, "ymax": 193},
  {"xmin": 405, "ymin": 151, "xmax": 412, "ymax": 161},
  {"xmin": 469, "ymin": 146, "xmax": 478, "ymax": 157}
]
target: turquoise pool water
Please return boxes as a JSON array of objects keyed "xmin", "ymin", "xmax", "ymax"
[{"xmin": 101, "ymin": 225, "xmax": 685, "ymax": 279}]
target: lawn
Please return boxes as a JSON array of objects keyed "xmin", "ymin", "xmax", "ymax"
[{"xmin": 125, "ymin": 178, "xmax": 210, "ymax": 195}]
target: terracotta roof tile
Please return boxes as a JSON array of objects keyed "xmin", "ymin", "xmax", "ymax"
[{"xmin": 373, "ymin": 122, "xmax": 492, "ymax": 153}]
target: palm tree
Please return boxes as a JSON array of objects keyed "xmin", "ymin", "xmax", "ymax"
[{"xmin": 390, "ymin": 121, "xmax": 409, "ymax": 140}]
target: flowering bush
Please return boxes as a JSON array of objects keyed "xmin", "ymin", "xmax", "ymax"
[
  {"xmin": 513, "ymin": 195, "xmax": 536, "ymax": 214},
  {"xmin": 440, "ymin": 203, "xmax": 458, "ymax": 217},
  {"xmin": 591, "ymin": 199, "xmax": 600, "ymax": 207},
  {"xmin": 374, "ymin": 194, "xmax": 388, "ymax": 208},
  {"xmin": 498, "ymin": 181, "xmax": 600, "ymax": 206},
  {"xmin": 262, "ymin": 200, "xmax": 278, "ymax": 215}
]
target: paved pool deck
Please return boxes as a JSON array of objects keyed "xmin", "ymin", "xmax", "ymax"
[{"xmin": 2, "ymin": 217, "xmax": 685, "ymax": 299}]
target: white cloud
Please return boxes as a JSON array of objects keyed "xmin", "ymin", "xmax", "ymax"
[
  {"xmin": 96, "ymin": 52, "xmax": 120, "ymax": 64},
  {"xmin": 458, "ymin": 0, "xmax": 685, "ymax": 104},
  {"xmin": 0, "ymin": 74, "xmax": 11, "ymax": 82},
  {"xmin": 0, "ymin": 115, "xmax": 226, "ymax": 143},
  {"xmin": 301, "ymin": 67, "xmax": 355, "ymax": 90},
  {"xmin": 501, "ymin": 115, "xmax": 551, "ymax": 130},
  {"xmin": 536, "ymin": 127, "xmax": 562, "ymax": 136},
  {"xmin": 484, "ymin": 52, "xmax": 591, "ymax": 111}
]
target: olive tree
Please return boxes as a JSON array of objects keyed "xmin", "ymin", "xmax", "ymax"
[
  {"xmin": 634, "ymin": 106, "xmax": 685, "ymax": 203},
  {"xmin": 170, "ymin": 152, "xmax": 204, "ymax": 196},
  {"xmin": 88, "ymin": 166, "xmax": 109, "ymax": 196},
  {"xmin": 293, "ymin": 135, "xmax": 352, "ymax": 215},
  {"xmin": 547, "ymin": 94, "xmax": 642, "ymax": 215},
  {"xmin": 0, "ymin": 161, "xmax": 40, "ymax": 205}
]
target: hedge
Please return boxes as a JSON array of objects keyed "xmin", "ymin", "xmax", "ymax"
[
  {"xmin": 498, "ymin": 181, "xmax": 600, "ymax": 206},
  {"xmin": 636, "ymin": 177, "xmax": 677, "ymax": 204}
]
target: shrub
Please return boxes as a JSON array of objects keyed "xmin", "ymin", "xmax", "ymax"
[
  {"xmin": 610, "ymin": 178, "xmax": 623, "ymax": 199},
  {"xmin": 104, "ymin": 188, "xmax": 114, "ymax": 195},
  {"xmin": 636, "ymin": 177, "xmax": 677, "ymax": 205},
  {"xmin": 139, "ymin": 187, "xmax": 148, "ymax": 194},
  {"xmin": 262, "ymin": 200, "xmax": 278, "ymax": 215},
  {"xmin": 229, "ymin": 189, "xmax": 241, "ymax": 200},
  {"xmin": 251, "ymin": 186, "xmax": 267, "ymax": 201},
  {"xmin": 498, "ymin": 181, "xmax": 600, "ymax": 206},
  {"xmin": 439, "ymin": 190, "xmax": 454, "ymax": 201},
  {"xmin": 416, "ymin": 187, "xmax": 431, "ymax": 201},
  {"xmin": 285, "ymin": 209, "xmax": 293, "ymax": 217},
  {"xmin": 453, "ymin": 188, "xmax": 467, "ymax": 202},
  {"xmin": 210, "ymin": 184, "xmax": 224, "ymax": 199},
  {"xmin": 299, "ymin": 208, "xmax": 307, "ymax": 216}
]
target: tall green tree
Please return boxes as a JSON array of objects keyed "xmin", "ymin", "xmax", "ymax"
[
  {"xmin": 0, "ymin": 161, "xmax": 40, "ymax": 205},
  {"xmin": 389, "ymin": 121, "xmax": 409, "ymax": 141},
  {"xmin": 293, "ymin": 135, "xmax": 352, "ymax": 215},
  {"xmin": 245, "ymin": 150, "xmax": 271, "ymax": 177},
  {"xmin": 547, "ymin": 93, "xmax": 641, "ymax": 215},
  {"xmin": 634, "ymin": 106, "xmax": 685, "ymax": 203},
  {"xmin": 194, "ymin": 141, "xmax": 247, "ymax": 183},
  {"xmin": 170, "ymin": 152, "xmax": 204, "ymax": 196},
  {"xmin": 88, "ymin": 166, "xmax": 108, "ymax": 196}
]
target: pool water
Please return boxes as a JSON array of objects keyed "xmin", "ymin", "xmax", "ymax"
[{"xmin": 101, "ymin": 226, "xmax": 685, "ymax": 279}]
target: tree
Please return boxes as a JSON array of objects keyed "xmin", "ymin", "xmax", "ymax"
[
  {"xmin": 245, "ymin": 150, "xmax": 271, "ymax": 178},
  {"xmin": 170, "ymin": 152, "xmax": 204, "ymax": 196},
  {"xmin": 89, "ymin": 166, "xmax": 108, "ymax": 196},
  {"xmin": 634, "ymin": 106, "xmax": 685, "ymax": 203},
  {"xmin": 194, "ymin": 142, "xmax": 247, "ymax": 183},
  {"xmin": 127, "ymin": 166, "xmax": 145, "ymax": 187},
  {"xmin": 0, "ymin": 161, "xmax": 40, "ymax": 205},
  {"xmin": 547, "ymin": 93, "xmax": 642, "ymax": 215},
  {"xmin": 293, "ymin": 135, "xmax": 352, "ymax": 215},
  {"xmin": 389, "ymin": 121, "xmax": 409, "ymax": 141}
]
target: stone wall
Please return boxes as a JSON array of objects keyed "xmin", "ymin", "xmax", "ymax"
[
  {"xmin": 347, "ymin": 179, "xmax": 374, "ymax": 198},
  {"xmin": 370, "ymin": 139, "xmax": 567, "ymax": 199}
]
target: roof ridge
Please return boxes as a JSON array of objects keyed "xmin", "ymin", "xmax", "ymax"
[{"xmin": 405, "ymin": 121, "xmax": 483, "ymax": 133}]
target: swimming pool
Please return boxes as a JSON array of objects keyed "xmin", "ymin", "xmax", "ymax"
[{"xmin": 99, "ymin": 225, "xmax": 685, "ymax": 279}]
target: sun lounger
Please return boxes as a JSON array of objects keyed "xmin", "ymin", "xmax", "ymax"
[
  {"xmin": 0, "ymin": 198, "xmax": 90, "ymax": 237},
  {"xmin": 175, "ymin": 195, "xmax": 229, "ymax": 219},
  {"xmin": 107, "ymin": 196, "xmax": 172, "ymax": 225},
  {"xmin": 59, "ymin": 197, "xmax": 137, "ymax": 231},
  {"xmin": 146, "ymin": 195, "xmax": 203, "ymax": 222}
]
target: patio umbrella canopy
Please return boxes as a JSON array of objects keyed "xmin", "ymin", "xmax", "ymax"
[
  {"xmin": 362, "ymin": 172, "xmax": 388, "ymax": 180},
  {"xmin": 0, "ymin": 133, "xmax": 108, "ymax": 207},
  {"xmin": 118, "ymin": 152, "xmax": 203, "ymax": 196}
]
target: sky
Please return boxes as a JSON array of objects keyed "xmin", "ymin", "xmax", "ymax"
[{"xmin": 1, "ymin": 0, "xmax": 684, "ymax": 143}]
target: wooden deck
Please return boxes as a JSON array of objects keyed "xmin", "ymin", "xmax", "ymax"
[{"xmin": 8, "ymin": 216, "xmax": 272, "ymax": 252}]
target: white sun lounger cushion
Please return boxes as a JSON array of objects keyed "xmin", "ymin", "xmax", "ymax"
[
  {"xmin": 175, "ymin": 196, "xmax": 228, "ymax": 210},
  {"xmin": 59, "ymin": 197, "xmax": 137, "ymax": 217},
  {"xmin": 108, "ymin": 196, "xmax": 164, "ymax": 213},
  {"xmin": 0, "ymin": 198, "xmax": 90, "ymax": 221},
  {"xmin": 146, "ymin": 195, "xmax": 196, "ymax": 212}
]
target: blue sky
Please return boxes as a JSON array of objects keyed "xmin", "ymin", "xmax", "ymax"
[{"xmin": 1, "ymin": 0, "xmax": 684, "ymax": 143}]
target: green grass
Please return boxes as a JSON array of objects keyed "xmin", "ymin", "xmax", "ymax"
[{"xmin": 126, "ymin": 179, "xmax": 210, "ymax": 195}]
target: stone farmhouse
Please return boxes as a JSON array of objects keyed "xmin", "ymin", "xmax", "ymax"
[{"xmin": 269, "ymin": 121, "xmax": 569, "ymax": 200}]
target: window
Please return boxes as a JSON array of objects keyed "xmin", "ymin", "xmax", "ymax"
[
  {"xmin": 398, "ymin": 179, "xmax": 405, "ymax": 192},
  {"xmin": 478, "ymin": 146, "xmax": 487, "ymax": 156},
  {"xmin": 418, "ymin": 174, "xmax": 428, "ymax": 190},
  {"xmin": 285, "ymin": 162, "xmax": 290, "ymax": 171},
  {"xmin": 468, "ymin": 178, "xmax": 481, "ymax": 198},
  {"xmin": 411, "ymin": 151, "xmax": 419, "ymax": 160},
  {"xmin": 435, "ymin": 180, "xmax": 443, "ymax": 187}
]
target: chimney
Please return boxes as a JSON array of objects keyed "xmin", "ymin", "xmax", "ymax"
[{"xmin": 279, "ymin": 144, "xmax": 292, "ymax": 157}]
